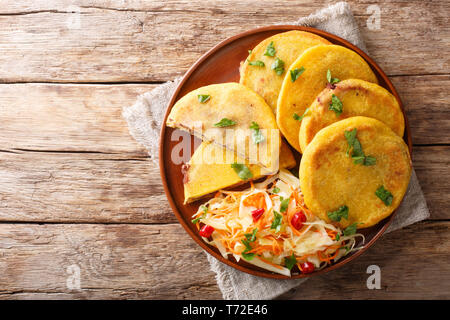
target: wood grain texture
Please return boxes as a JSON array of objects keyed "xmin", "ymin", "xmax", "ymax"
[
  {"xmin": 0, "ymin": 221, "xmax": 447, "ymax": 299},
  {"xmin": 0, "ymin": 77, "xmax": 448, "ymax": 156},
  {"xmin": 0, "ymin": 0, "xmax": 448, "ymax": 82},
  {"xmin": 0, "ymin": 83, "xmax": 154, "ymax": 154},
  {"xmin": 0, "ymin": 0, "xmax": 448, "ymax": 300},
  {"xmin": 0, "ymin": 145, "xmax": 447, "ymax": 223}
]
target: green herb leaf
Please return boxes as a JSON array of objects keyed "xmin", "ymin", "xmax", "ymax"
[
  {"xmin": 244, "ymin": 228, "xmax": 258, "ymax": 242},
  {"xmin": 231, "ymin": 163, "xmax": 253, "ymax": 180},
  {"xmin": 344, "ymin": 128, "xmax": 377, "ymax": 166},
  {"xmin": 343, "ymin": 223, "xmax": 358, "ymax": 236},
  {"xmin": 197, "ymin": 94, "xmax": 210, "ymax": 103},
  {"xmin": 375, "ymin": 185, "xmax": 393, "ymax": 206},
  {"xmin": 290, "ymin": 67, "xmax": 305, "ymax": 82},
  {"xmin": 191, "ymin": 205, "xmax": 208, "ymax": 224},
  {"xmin": 241, "ymin": 252, "xmax": 255, "ymax": 260},
  {"xmin": 327, "ymin": 205, "xmax": 349, "ymax": 222},
  {"xmin": 264, "ymin": 41, "xmax": 276, "ymax": 57},
  {"xmin": 271, "ymin": 57, "xmax": 285, "ymax": 75},
  {"xmin": 293, "ymin": 108, "xmax": 310, "ymax": 122},
  {"xmin": 284, "ymin": 254, "xmax": 297, "ymax": 270},
  {"xmin": 363, "ymin": 155, "xmax": 377, "ymax": 166},
  {"xmin": 326, "ymin": 69, "xmax": 340, "ymax": 84},
  {"xmin": 280, "ymin": 197, "xmax": 290, "ymax": 213},
  {"xmin": 272, "ymin": 187, "xmax": 280, "ymax": 194},
  {"xmin": 250, "ymin": 121, "xmax": 265, "ymax": 144},
  {"xmin": 248, "ymin": 60, "xmax": 265, "ymax": 67},
  {"xmin": 270, "ymin": 210, "xmax": 283, "ymax": 233},
  {"xmin": 329, "ymin": 94, "xmax": 343, "ymax": 116},
  {"xmin": 214, "ymin": 118, "xmax": 236, "ymax": 127},
  {"xmin": 344, "ymin": 128, "xmax": 357, "ymax": 156},
  {"xmin": 335, "ymin": 233, "xmax": 340, "ymax": 241}
]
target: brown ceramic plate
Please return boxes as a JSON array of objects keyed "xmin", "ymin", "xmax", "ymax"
[{"xmin": 159, "ymin": 25, "xmax": 412, "ymax": 279}]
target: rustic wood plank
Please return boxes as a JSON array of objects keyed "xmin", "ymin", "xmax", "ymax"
[
  {"xmin": 284, "ymin": 221, "xmax": 450, "ymax": 300},
  {"xmin": 0, "ymin": 145, "xmax": 447, "ymax": 223},
  {"xmin": 0, "ymin": 76, "xmax": 448, "ymax": 157},
  {"xmin": 0, "ymin": 221, "xmax": 447, "ymax": 299},
  {"xmin": 0, "ymin": 223, "xmax": 221, "ymax": 299},
  {"xmin": 0, "ymin": 152, "xmax": 176, "ymax": 223},
  {"xmin": 0, "ymin": 0, "xmax": 448, "ymax": 82},
  {"xmin": 0, "ymin": 83, "xmax": 154, "ymax": 154}
]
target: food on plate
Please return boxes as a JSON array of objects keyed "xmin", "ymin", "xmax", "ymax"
[
  {"xmin": 191, "ymin": 169, "xmax": 364, "ymax": 276},
  {"xmin": 299, "ymin": 116, "xmax": 411, "ymax": 229},
  {"xmin": 183, "ymin": 141, "xmax": 296, "ymax": 203},
  {"xmin": 299, "ymin": 79, "xmax": 405, "ymax": 152},
  {"xmin": 239, "ymin": 30, "xmax": 331, "ymax": 113},
  {"xmin": 276, "ymin": 44, "xmax": 378, "ymax": 151},
  {"xmin": 166, "ymin": 82, "xmax": 280, "ymax": 171}
]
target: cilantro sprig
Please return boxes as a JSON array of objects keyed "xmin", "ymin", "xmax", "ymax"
[
  {"xmin": 284, "ymin": 254, "xmax": 297, "ymax": 270},
  {"xmin": 198, "ymin": 94, "xmax": 210, "ymax": 103},
  {"xmin": 343, "ymin": 223, "xmax": 358, "ymax": 236},
  {"xmin": 293, "ymin": 108, "xmax": 310, "ymax": 122},
  {"xmin": 326, "ymin": 69, "xmax": 340, "ymax": 85},
  {"xmin": 375, "ymin": 185, "xmax": 393, "ymax": 206},
  {"xmin": 231, "ymin": 163, "xmax": 253, "ymax": 180},
  {"xmin": 271, "ymin": 57, "xmax": 285, "ymax": 75},
  {"xmin": 279, "ymin": 197, "xmax": 290, "ymax": 213},
  {"xmin": 191, "ymin": 205, "xmax": 208, "ymax": 224},
  {"xmin": 248, "ymin": 60, "xmax": 265, "ymax": 67},
  {"xmin": 327, "ymin": 205, "xmax": 349, "ymax": 222},
  {"xmin": 344, "ymin": 128, "xmax": 377, "ymax": 166},
  {"xmin": 249, "ymin": 121, "xmax": 265, "ymax": 144},
  {"xmin": 329, "ymin": 94, "xmax": 343, "ymax": 116},
  {"xmin": 290, "ymin": 67, "xmax": 305, "ymax": 82},
  {"xmin": 271, "ymin": 210, "xmax": 283, "ymax": 233},
  {"xmin": 264, "ymin": 41, "xmax": 276, "ymax": 57},
  {"xmin": 241, "ymin": 228, "xmax": 258, "ymax": 261},
  {"xmin": 214, "ymin": 118, "xmax": 236, "ymax": 127}
]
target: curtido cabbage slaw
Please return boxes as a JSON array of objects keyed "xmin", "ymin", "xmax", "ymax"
[{"xmin": 191, "ymin": 169, "xmax": 365, "ymax": 277}]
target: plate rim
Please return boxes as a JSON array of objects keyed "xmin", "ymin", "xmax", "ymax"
[{"xmin": 159, "ymin": 25, "xmax": 412, "ymax": 279}]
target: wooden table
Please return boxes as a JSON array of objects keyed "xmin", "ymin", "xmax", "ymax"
[{"xmin": 0, "ymin": 0, "xmax": 448, "ymax": 299}]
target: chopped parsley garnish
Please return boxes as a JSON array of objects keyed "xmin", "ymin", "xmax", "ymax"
[
  {"xmin": 231, "ymin": 163, "xmax": 253, "ymax": 180},
  {"xmin": 284, "ymin": 254, "xmax": 297, "ymax": 270},
  {"xmin": 293, "ymin": 108, "xmax": 310, "ymax": 121},
  {"xmin": 290, "ymin": 67, "xmax": 305, "ymax": 82},
  {"xmin": 343, "ymin": 223, "xmax": 358, "ymax": 236},
  {"xmin": 249, "ymin": 121, "xmax": 265, "ymax": 144},
  {"xmin": 272, "ymin": 187, "xmax": 280, "ymax": 194},
  {"xmin": 248, "ymin": 60, "xmax": 265, "ymax": 67},
  {"xmin": 344, "ymin": 128, "xmax": 377, "ymax": 166},
  {"xmin": 329, "ymin": 94, "xmax": 343, "ymax": 116},
  {"xmin": 279, "ymin": 197, "xmax": 290, "ymax": 213},
  {"xmin": 214, "ymin": 118, "xmax": 236, "ymax": 127},
  {"xmin": 264, "ymin": 41, "xmax": 276, "ymax": 57},
  {"xmin": 375, "ymin": 185, "xmax": 393, "ymax": 206},
  {"xmin": 191, "ymin": 205, "xmax": 208, "ymax": 224},
  {"xmin": 326, "ymin": 69, "xmax": 340, "ymax": 85},
  {"xmin": 241, "ymin": 228, "xmax": 258, "ymax": 261},
  {"xmin": 271, "ymin": 210, "xmax": 283, "ymax": 233},
  {"xmin": 271, "ymin": 57, "xmax": 285, "ymax": 75},
  {"xmin": 335, "ymin": 233, "xmax": 340, "ymax": 241},
  {"xmin": 198, "ymin": 94, "xmax": 210, "ymax": 103},
  {"xmin": 327, "ymin": 205, "xmax": 349, "ymax": 222},
  {"xmin": 244, "ymin": 228, "xmax": 258, "ymax": 243}
]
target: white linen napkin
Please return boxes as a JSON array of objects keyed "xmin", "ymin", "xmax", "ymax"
[{"xmin": 122, "ymin": 1, "xmax": 430, "ymax": 300}]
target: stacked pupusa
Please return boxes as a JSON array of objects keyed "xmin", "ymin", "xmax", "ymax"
[{"xmin": 241, "ymin": 32, "xmax": 411, "ymax": 229}]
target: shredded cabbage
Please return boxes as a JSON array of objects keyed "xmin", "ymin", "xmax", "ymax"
[{"xmin": 191, "ymin": 170, "xmax": 365, "ymax": 276}]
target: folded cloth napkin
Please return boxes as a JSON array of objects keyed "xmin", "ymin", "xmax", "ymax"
[{"xmin": 122, "ymin": 1, "xmax": 430, "ymax": 300}]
